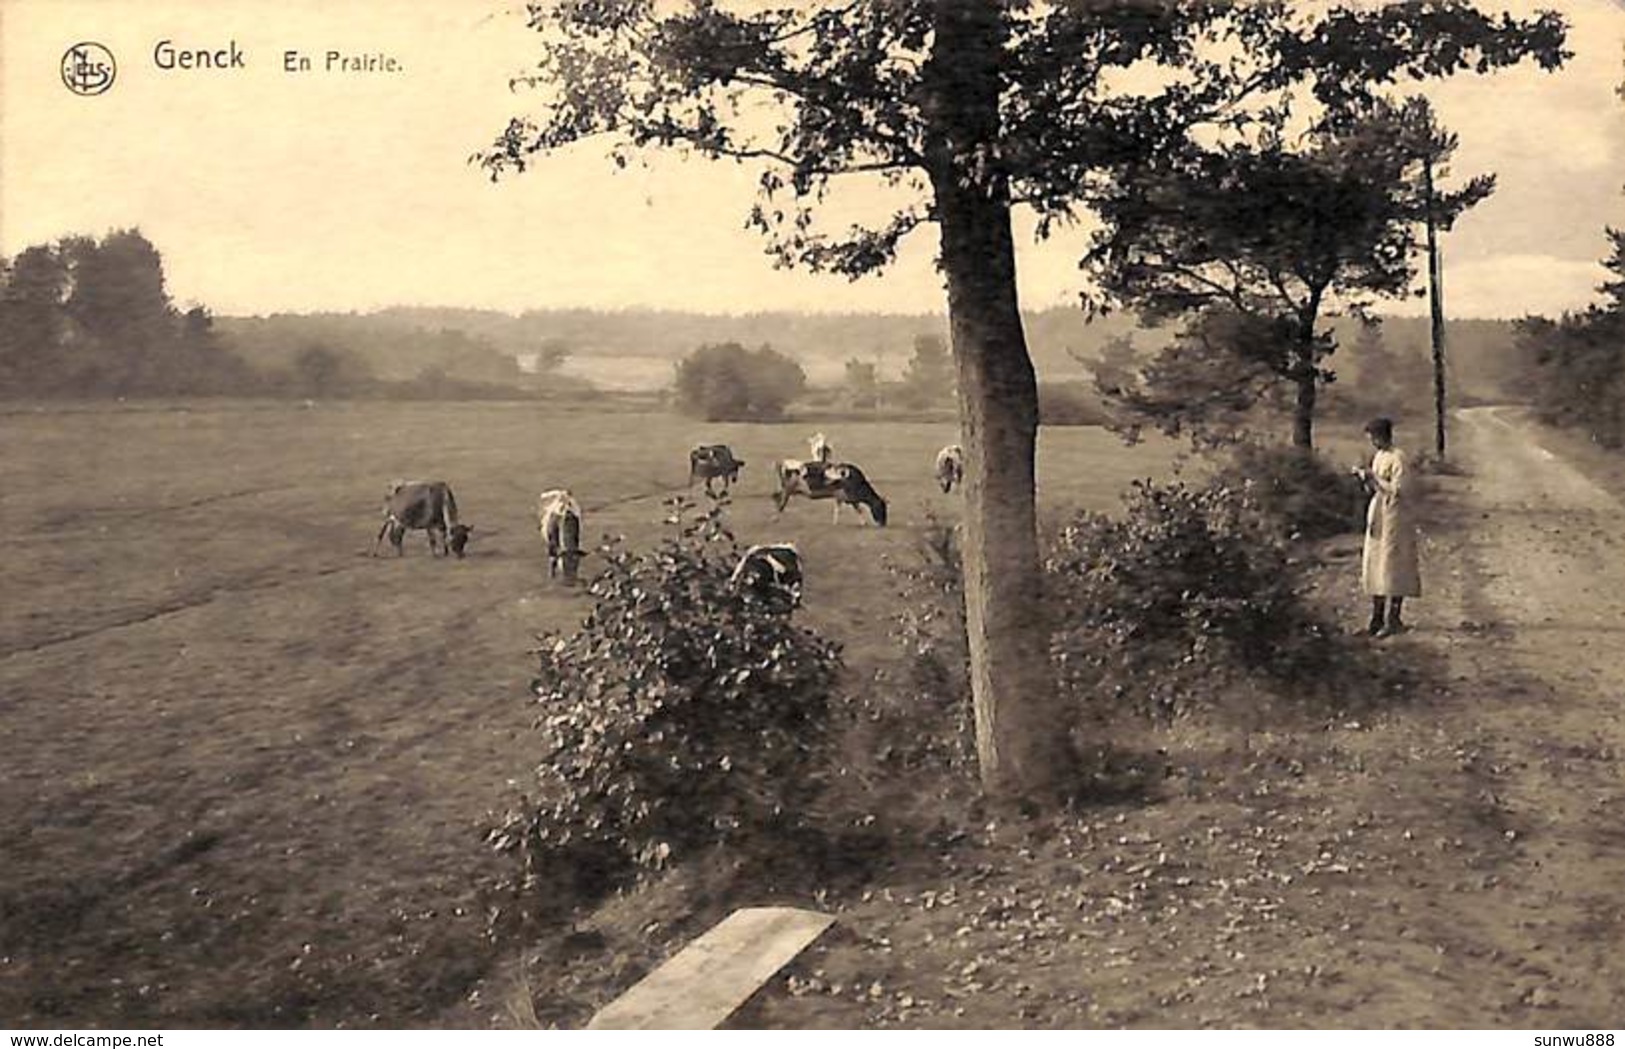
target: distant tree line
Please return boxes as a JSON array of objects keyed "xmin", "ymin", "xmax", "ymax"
[
  {"xmin": 0, "ymin": 230, "xmax": 577, "ymax": 401},
  {"xmin": 217, "ymin": 314, "xmax": 556, "ymax": 385}
]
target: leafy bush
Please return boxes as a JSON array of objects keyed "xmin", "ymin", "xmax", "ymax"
[
  {"xmin": 1211, "ymin": 441, "xmax": 1364, "ymax": 541},
  {"xmin": 673, "ymin": 342, "xmax": 807, "ymax": 421},
  {"xmin": 1047, "ymin": 479, "xmax": 1336, "ymax": 718},
  {"xmin": 486, "ymin": 498, "xmax": 842, "ymax": 897}
]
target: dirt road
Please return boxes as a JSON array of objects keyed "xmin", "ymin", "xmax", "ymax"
[{"xmin": 1421, "ymin": 406, "xmax": 1625, "ymax": 1022}]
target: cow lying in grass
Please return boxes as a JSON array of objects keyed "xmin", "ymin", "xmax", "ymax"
[
  {"xmin": 730, "ymin": 543, "xmax": 803, "ymax": 609},
  {"xmin": 373, "ymin": 480, "xmax": 472, "ymax": 558},
  {"xmin": 773, "ymin": 460, "xmax": 888, "ymax": 526},
  {"xmin": 537, "ymin": 488, "xmax": 585, "ymax": 582}
]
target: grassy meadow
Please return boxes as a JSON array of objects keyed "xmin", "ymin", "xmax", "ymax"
[{"xmin": 0, "ymin": 398, "xmax": 1182, "ymax": 1027}]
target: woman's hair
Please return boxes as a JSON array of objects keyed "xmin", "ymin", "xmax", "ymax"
[{"xmin": 1364, "ymin": 417, "xmax": 1394, "ymax": 442}]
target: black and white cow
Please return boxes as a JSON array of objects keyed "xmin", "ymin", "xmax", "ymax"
[
  {"xmin": 688, "ymin": 444, "xmax": 746, "ymax": 494},
  {"xmin": 808, "ymin": 432, "xmax": 833, "ymax": 464},
  {"xmin": 935, "ymin": 444, "xmax": 964, "ymax": 494},
  {"xmin": 730, "ymin": 543, "xmax": 804, "ymax": 608},
  {"xmin": 773, "ymin": 459, "xmax": 888, "ymax": 526},
  {"xmin": 373, "ymin": 480, "xmax": 472, "ymax": 558},
  {"xmin": 537, "ymin": 488, "xmax": 585, "ymax": 582}
]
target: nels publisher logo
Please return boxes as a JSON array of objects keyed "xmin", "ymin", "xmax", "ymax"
[{"xmin": 61, "ymin": 41, "xmax": 116, "ymax": 95}]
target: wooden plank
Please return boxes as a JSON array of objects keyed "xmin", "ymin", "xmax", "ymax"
[{"xmin": 586, "ymin": 906, "xmax": 836, "ymax": 1030}]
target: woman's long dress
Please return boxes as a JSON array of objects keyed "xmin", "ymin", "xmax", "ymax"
[{"xmin": 1362, "ymin": 447, "xmax": 1421, "ymax": 598}]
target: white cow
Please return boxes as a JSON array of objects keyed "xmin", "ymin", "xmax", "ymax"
[
  {"xmin": 537, "ymin": 488, "xmax": 585, "ymax": 582},
  {"xmin": 935, "ymin": 444, "xmax": 964, "ymax": 494}
]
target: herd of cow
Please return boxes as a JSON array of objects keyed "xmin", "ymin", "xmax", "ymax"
[{"xmin": 369, "ymin": 433, "xmax": 966, "ymax": 606}]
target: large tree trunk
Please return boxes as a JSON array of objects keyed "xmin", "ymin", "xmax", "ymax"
[{"xmin": 926, "ymin": 1, "xmax": 1069, "ymax": 801}]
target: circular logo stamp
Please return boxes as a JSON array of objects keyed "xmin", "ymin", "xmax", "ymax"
[{"xmin": 61, "ymin": 42, "xmax": 116, "ymax": 95}]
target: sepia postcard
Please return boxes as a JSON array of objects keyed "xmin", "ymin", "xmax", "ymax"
[{"xmin": 3, "ymin": 0, "xmax": 1624, "ymax": 1034}]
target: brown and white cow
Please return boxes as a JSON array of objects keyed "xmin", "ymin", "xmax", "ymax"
[
  {"xmin": 537, "ymin": 488, "xmax": 585, "ymax": 582},
  {"xmin": 373, "ymin": 480, "xmax": 472, "ymax": 558},
  {"xmin": 773, "ymin": 459, "xmax": 888, "ymax": 526}
]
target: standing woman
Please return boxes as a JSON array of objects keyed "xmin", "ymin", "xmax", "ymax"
[{"xmin": 1355, "ymin": 417, "xmax": 1422, "ymax": 636}]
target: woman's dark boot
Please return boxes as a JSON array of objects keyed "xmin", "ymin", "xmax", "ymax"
[
  {"xmin": 1367, "ymin": 597, "xmax": 1386, "ymax": 636},
  {"xmin": 1379, "ymin": 597, "xmax": 1407, "ymax": 636}
]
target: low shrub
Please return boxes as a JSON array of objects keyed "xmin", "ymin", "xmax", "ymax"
[
  {"xmin": 1047, "ymin": 478, "xmax": 1338, "ymax": 719},
  {"xmin": 673, "ymin": 342, "xmax": 807, "ymax": 421},
  {"xmin": 485, "ymin": 498, "xmax": 842, "ymax": 902},
  {"xmin": 1211, "ymin": 441, "xmax": 1364, "ymax": 541}
]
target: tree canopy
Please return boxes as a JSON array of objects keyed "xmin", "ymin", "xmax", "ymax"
[
  {"xmin": 1087, "ymin": 97, "xmax": 1497, "ymax": 448},
  {"xmin": 480, "ymin": 2, "xmax": 1563, "ymax": 277}
]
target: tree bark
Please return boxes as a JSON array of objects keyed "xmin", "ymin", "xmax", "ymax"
[
  {"xmin": 926, "ymin": 1, "xmax": 1069, "ymax": 801},
  {"xmin": 1292, "ymin": 368, "xmax": 1317, "ymax": 450},
  {"xmin": 1290, "ymin": 292, "xmax": 1325, "ymax": 451}
]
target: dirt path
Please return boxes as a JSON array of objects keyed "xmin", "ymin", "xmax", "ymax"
[{"xmin": 1419, "ymin": 406, "xmax": 1625, "ymax": 1020}]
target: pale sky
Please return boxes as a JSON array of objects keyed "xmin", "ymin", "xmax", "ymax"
[{"xmin": 2, "ymin": 0, "xmax": 1622, "ymax": 319}]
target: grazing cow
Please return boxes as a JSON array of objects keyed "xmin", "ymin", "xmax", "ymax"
[
  {"xmin": 773, "ymin": 459, "xmax": 888, "ymax": 526},
  {"xmin": 935, "ymin": 444, "xmax": 964, "ymax": 494},
  {"xmin": 373, "ymin": 480, "xmax": 471, "ymax": 558},
  {"xmin": 537, "ymin": 488, "xmax": 585, "ymax": 582},
  {"xmin": 730, "ymin": 543, "xmax": 804, "ymax": 608},
  {"xmin": 688, "ymin": 444, "xmax": 746, "ymax": 494},
  {"xmin": 808, "ymin": 432, "xmax": 833, "ymax": 464}
]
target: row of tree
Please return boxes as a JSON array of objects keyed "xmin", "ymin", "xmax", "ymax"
[
  {"xmin": 842, "ymin": 334, "xmax": 956, "ymax": 410},
  {"xmin": 671, "ymin": 331, "xmax": 958, "ymax": 420},
  {"xmin": 0, "ymin": 230, "xmax": 575, "ymax": 400},
  {"xmin": 1512, "ymin": 61, "xmax": 1624, "ymax": 450},
  {"xmin": 0, "ymin": 230, "xmax": 256, "ymax": 396}
]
